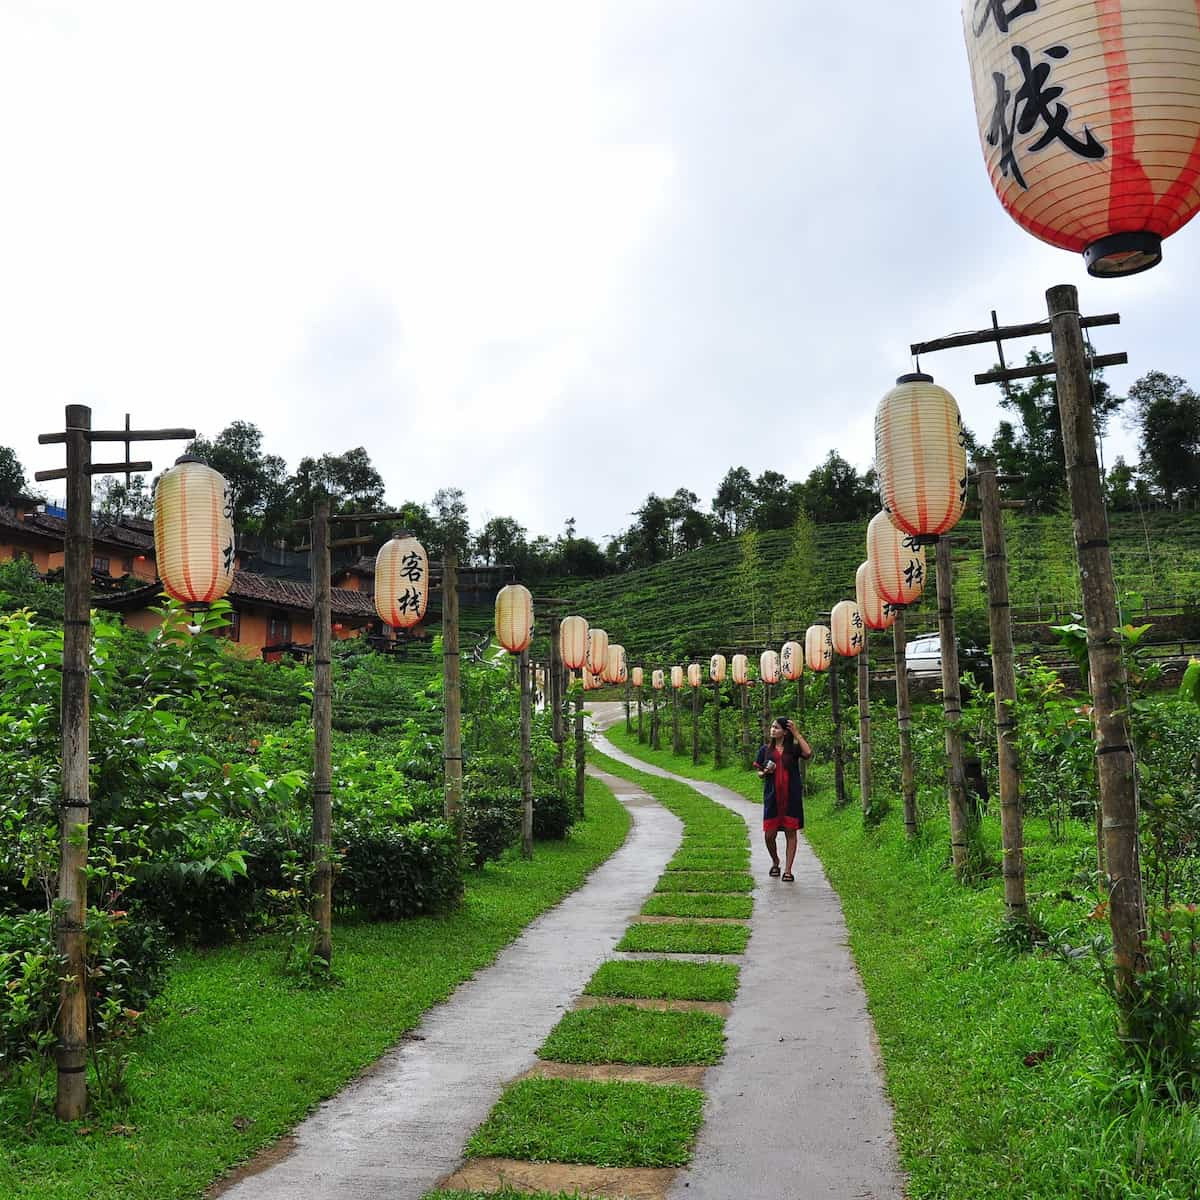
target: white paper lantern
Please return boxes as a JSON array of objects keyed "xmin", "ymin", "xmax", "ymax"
[
  {"xmin": 710, "ymin": 653, "xmax": 727, "ymax": 683},
  {"xmin": 780, "ymin": 640, "xmax": 804, "ymax": 681},
  {"xmin": 587, "ymin": 628, "xmax": 609, "ymax": 676},
  {"xmin": 868, "ymin": 509, "xmax": 927, "ymax": 607},
  {"xmin": 652, "ymin": 668, "xmax": 665, "ymax": 691},
  {"xmin": 670, "ymin": 665, "xmax": 684, "ymax": 690},
  {"xmin": 759, "ymin": 649, "xmax": 780, "ymax": 685},
  {"xmin": 687, "ymin": 663, "xmax": 702, "ymax": 688},
  {"xmin": 494, "ymin": 584, "xmax": 534, "ymax": 653},
  {"xmin": 805, "ymin": 625, "xmax": 833, "ymax": 673},
  {"xmin": 560, "ymin": 615, "xmax": 588, "ymax": 670},
  {"xmin": 831, "ymin": 600, "xmax": 865, "ymax": 657},
  {"xmin": 154, "ymin": 457, "xmax": 236, "ymax": 606},
  {"xmin": 632, "ymin": 665, "xmax": 645, "ymax": 687},
  {"xmin": 731, "ymin": 653, "xmax": 749, "ymax": 686},
  {"xmin": 856, "ymin": 561, "xmax": 897, "ymax": 632},
  {"xmin": 374, "ymin": 533, "xmax": 430, "ymax": 629}
]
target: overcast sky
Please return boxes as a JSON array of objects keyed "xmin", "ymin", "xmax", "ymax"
[{"xmin": 2, "ymin": 2, "xmax": 1196, "ymax": 544}]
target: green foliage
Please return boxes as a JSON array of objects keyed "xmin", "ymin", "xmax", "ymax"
[
  {"xmin": 0, "ymin": 561, "xmax": 63, "ymax": 621},
  {"xmin": 337, "ymin": 819, "xmax": 463, "ymax": 920},
  {"xmin": 641, "ymin": 893, "xmax": 752, "ymax": 919},
  {"xmin": 584, "ymin": 958, "xmax": 740, "ymax": 1002},
  {"xmin": 537, "ymin": 1004, "xmax": 726, "ymax": 1066},
  {"xmin": 615, "ymin": 921, "xmax": 749, "ymax": 954}
]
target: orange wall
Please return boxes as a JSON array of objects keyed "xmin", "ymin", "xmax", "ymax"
[{"xmin": 0, "ymin": 541, "xmax": 55, "ymax": 573}]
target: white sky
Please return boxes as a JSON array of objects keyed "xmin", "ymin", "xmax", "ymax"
[{"xmin": 2, "ymin": 2, "xmax": 1196, "ymax": 542}]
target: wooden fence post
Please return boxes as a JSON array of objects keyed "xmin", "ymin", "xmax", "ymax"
[
  {"xmin": 637, "ymin": 685, "xmax": 644, "ymax": 742},
  {"xmin": 893, "ymin": 608, "xmax": 918, "ymax": 839},
  {"xmin": 311, "ymin": 497, "xmax": 334, "ymax": 966},
  {"xmin": 858, "ymin": 640, "xmax": 871, "ymax": 816},
  {"xmin": 671, "ymin": 684, "xmax": 682, "ymax": 754},
  {"xmin": 713, "ymin": 678, "xmax": 722, "ymax": 767},
  {"xmin": 975, "ymin": 458, "xmax": 1027, "ymax": 923},
  {"xmin": 520, "ymin": 647, "xmax": 533, "ymax": 858},
  {"xmin": 549, "ymin": 614, "xmax": 563, "ymax": 768},
  {"xmin": 830, "ymin": 658, "xmax": 847, "ymax": 807},
  {"xmin": 936, "ymin": 535, "xmax": 972, "ymax": 876},
  {"xmin": 443, "ymin": 551, "xmax": 463, "ymax": 844},
  {"xmin": 1048, "ymin": 282, "xmax": 1146, "ymax": 1001},
  {"xmin": 740, "ymin": 684, "xmax": 751, "ymax": 766},
  {"xmin": 625, "ymin": 675, "xmax": 633, "ymax": 734},
  {"xmin": 691, "ymin": 678, "xmax": 701, "ymax": 763},
  {"xmin": 574, "ymin": 680, "xmax": 586, "ymax": 817}
]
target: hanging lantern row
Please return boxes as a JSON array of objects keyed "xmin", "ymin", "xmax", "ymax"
[
  {"xmin": 731, "ymin": 653, "xmax": 749, "ymax": 686},
  {"xmin": 560, "ymin": 615, "xmax": 588, "ymax": 671},
  {"xmin": 868, "ymin": 509, "xmax": 926, "ymax": 607},
  {"xmin": 831, "ymin": 600, "xmax": 865, "ymax": 658},
  {"xmin": 687, "ymin": 662, "xmax": 702, "ymax": 688},
  {"xmin": 710, "ymin": 653, "xmax": 726, "ymax": 683},
  {"xmin": 759, "ymin": 649, "xmax": 780, "ymax": 685},
  {"xmin": 780, "ymin": 639, "xmax": 803, "ymax": 681},
  {"xmin": 587, "ymin": 628, "xmax": 609, "ymax": 677},
  {"xmin": 494, "ymin": 583, "xmax": 534, "ymax": 654},
  {"xmin": 632, "ymin": 665, "xmax": 644, "ymax": 687},
  {"xmin": 374, "ymin": 533, "xmax": 430, "ymax": 630},
  {"xmin": 805, "ymin": 625, "xmax": 833, "ymax": 673},
  {"xmin": 961, "ymin": 0, "xmax": 1200, "ymax": 278},
  {"xmin": 154, "ymin": 456, "xmax": 237, "ymax": 607},
  {"xmin": 856, "ymin": 561, "xmax": 896, "ymax": 632},
  {"xmin": 653, "ymin": 669, "xmax": 665, "ymax": 691},
  {"xmin": 669, "ymin": 664, "xmax": 682, "ymax": 690}
]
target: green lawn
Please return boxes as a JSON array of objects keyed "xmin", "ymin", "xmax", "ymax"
[
  {"xmin": 0, "ymin": 778, "xmax": 630, "ymax": 1200},
  {"xmin": 666, "ymin": 848, "xmax": 750, "ymax": 871},
  {"xmin": 616, "ymin": 922, "xmax": 749, "ymax": 955},
  {"xmin": 537, "ymin": 1005, "xmax": 725, "ymax": 1066},
  {"xmin": 598, "ymin": 727, "xmax": 1200, "ymax": 1199},
  {"xmin": 653, "ymin": 871, "xmax": 754, "ymax": 894},
  {"xmin": 641, "ymin": 893, "xmax": 753, "ymax": 919},
  {"xmin": 464, "ymin": 1078, "xmax": 704, "ymax": 1167},
  {"xmin": 584, "ymin": 959, "xmax": 740, "ymax": 1002}
]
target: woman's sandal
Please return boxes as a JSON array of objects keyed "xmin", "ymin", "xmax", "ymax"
[
  {"xmin": 768, "ymin": 864, "xmax": 781, "ymax": 878},
  {"xmin": 781, "ymin": 872, "xmax": 795, "ymax": 882}
]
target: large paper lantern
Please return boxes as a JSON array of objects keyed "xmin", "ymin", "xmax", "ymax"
[
  {"xmin": 856, "ymin": 561, "xmax": 897, "ymax": 632},
  {"xmin": 831, "ymin": 600, "xmax": 865, "ymax": 657},
  {"xmin": 652, "ymin": 669, "xmax": 665, "ymax": 690},
  {"xmin": 759, "ymin": 649, "xmax": 781, "ymax": 685},
  {"xmin": 710, "ymin": 653, "xmax": 727, "ymax": 683},
  {"xmin": 374, "ymin": 533, "xmax": 430, "ymax": 629},
  {"xmin": 495, "ymin": 583, "xmax": 534, "ymax": 653},
  {"xmin": 154, "ymin": 457, "xmax": 236, "ymax": 606},
  {"xmin": 614, "ymin": 645, "xmax": 628, "ymax": 684},
  {"xmin": 868, "ymin": 510, "xmax": 927, "ymax": 607},
  {"xmin": 962, "ymin": 1, "xmax": 1200, "ymax": 277},
  {"xmin": 632, "ymin": 665, "xmax": 644, "ymax": 687},
  {"xmin": 731, "ymin": 653, "xmax": 749, "ymax": 686},
  {"xmin": 875, "ymin": 374, "xmax": 967, "ymax": 540},
  {"xmin": 805, "ymin": 625, "xmax": 833, "ymax": 673},
  {"xmin": 780, "ymin": 640, "xmax": 804, "ymax": 681},
  {"xmin": 687, "ymin": 663, "xmax": 702, "ymax": 688},
  {"xmin": 560, "ymin": 615, "xmax": 588, "ymax": 670},
  {"xmin": 604, "ymin": 644, "xmax": 627, "ymax": 685},
  {"xmin": 582, "ymin": 665, "xmax": 598, "ymax": 691},
  {"xmin": 587, "ymin": 628, "xmax": 609, "ymax": 676},
  {"xmin": 670, "ymin": 665, "xmax": 684, "ymax": 690}
]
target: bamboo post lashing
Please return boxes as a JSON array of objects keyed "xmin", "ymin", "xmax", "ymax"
[
  {"xmin": 311, "ymin": 499, "xmax": 335, "ymax": 965},
  {"xmin": 829, "ymin": 658, "xmax": 847, "ymax": 807},
  {"xmin": 574, "ymin": 682, "xmax": 586, "ymax": 816},
  {"xmin": 858, "ymin": 640, "xmax": 871, "ymax": 816},
  {"xmin": 1047, "ymin": 282, "xmax": 1146, "ymax": 1001},
  {"xmin": 691, "ymin": 678, "xmax": 700, "ymax": 764},
  {"xmin": 443, "ymin": 551, "xmax": 463, "ymax": 843},
  {"xmin": 935, "ymin": 535, "xmax": 972, "ymax": 876},
  {"xmin": 974, "ymin": 458, "xmax": 1027, "ymax": 924},
  {"xmin": 712, "ymin": 679, "xmax": 722, "ymax": 767},
  {"xmin": 520, "ymin": 647, "xmax": 533, "ymax": 858},
  {"xmin": 893, "ymin": 608, "xmax": 918, "ymax": 839}
]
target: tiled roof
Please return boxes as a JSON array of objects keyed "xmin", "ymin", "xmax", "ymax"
[{"xmin": 0, "ymin": 508, "xmax": 154, "ymax": 553}]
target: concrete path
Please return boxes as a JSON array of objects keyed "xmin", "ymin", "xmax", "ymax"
[
  {"xmin": 212, "ymin": 770, "xmax": 682, "ymax": 1200},
  {"xmin": 589, "ymin": 713, "xmax": 906, "ymax": 1200}
]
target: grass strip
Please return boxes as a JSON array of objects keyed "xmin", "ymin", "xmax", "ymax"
[
  {"xmin": 538, "ymin": 1005, "xmax": 725, "ymax": 1066},
  {"xmin": 616, "ymin": 922, "xmax": 749, "ymax": 955},
  {"xmin": 465, "ymin": 1078, "xmax": 703, "ymax": 1167},
  {"xmin": 641, "ymin": 892, "xmax": 753, "ymax": 919},
  {"xmin": 0, "ymin": 779, "xmax": 630, "ymax": 1200},
  {"xmin": 667, "ymin": 849, "xmax": 750, "ymax": 871},
  {"xmin": 654, "ymin": 871, "xmax": 754, "ymax": 894},
  {"xmin": 585, "ymin": 958, "xmax": 739, "ymax": 1002},
  {"xmin": 602, "ymin": 723, "xmax": 1200, "ymax": 1198}
]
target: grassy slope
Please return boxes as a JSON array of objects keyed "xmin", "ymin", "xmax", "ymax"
[
  {"xmin": 598, "ymin": 729, "xmax": 1200, "ymax": 1200},
  {"xmin": 0, "ymin": 778, "xmax": 630, "ymax": 1200},
  {"xmin": 554, "ymin": 511, "xmax": 1200, "ymax": 659}
]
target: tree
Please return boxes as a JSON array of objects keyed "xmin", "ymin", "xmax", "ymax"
[
  {"xmin": 188, "ymin": 422, "xmax": 289, "ymax": 539},
  {"xmin": 626, "ymin": 494, "xmax": 672, "ymax": 567},
  {"xmin": 750, "ymin": 470, "xmax": 800, "ymax": 532},
  {"xmin": 797, "ymin": 452, "xmax": 876, "ymax": 524},
  {"xmin": 713, "ymin": 467, "xmax": 754, "ymax": 536},
  {"xmin": 1126, "ymin": 371, "xmax": 1200, "ymax": 506},
  {"xmin": 474, "ymin": 515, "xmax": 527, "ymax": 567},
  {"xmin": 94, "ymin": 474, "xmax": 153, "ymax": 519},
  {"xmin": 775, "ymin": 508, "xmax": 820, "ymax": 626},
  {"xmin": 0, "ymin": 446, "xmax": 27, "ymax": 500},
  {"xmin": 289, "ymin": 447, "xmax": 386, "ymax": 517},
  {"xmin": 735, "ymin": 530, "xmax": 768, "ymax": 640},
  {"xmin": 428, "ymin": 487, "xmax": 471, "ymax": 561}
]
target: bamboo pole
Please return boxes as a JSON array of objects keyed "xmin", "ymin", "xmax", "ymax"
[
  {"xmin": 712, "ymin": 678, "xmax": 722, "ymax": 767},
  {"xmin": 672, "ymin": 684, "xmax": 682, "ymax": 754},
  {"xmin": 858, "ymin": 641, "xmax": 871, "ymax": 817},
  {"xmin": 311, "ymin": 498, "xmax": 334, "ymax": 965},
  {"xmin": 691, "ymin": 679, "xmax": 701, "ymax": 763},
  {"xmin": 574, "ymin": 680, "xmax": 585, "ymax": 817},
  {"xmin": 651, "ymin": 686, "xmax": 660, "ymax": 750},
  {"xmin": 443, "ymin": 551, "xmax": 463, "ymax": 842},
  {"xmin": 761, "ymin": 680, "xmax": 772, "ymax": 743},
  {"xmin": 975, "ymin": 459, "xmax": 1027, "ymax": 923},
  {"xmin": 936, "ymin": 535, "xmax": 972, "ymax": 876},
  {"xmin": 520, "ymin": 647, "xmax": 533, "ymax": 858},
  {"xmin": 1048, "ymin": 282, "xmax": 1146, "ymax": 999},
  {"xmin": 893, "ymin": 608, "xmax": 918, "ymax": 839},
  {"xmin": 637, "ymin": 686, "xmax": 644, "ymax": 743},
  {"xmin": 740, "ymin": 684, "xmax": 751, "ymax": 766},
  {"xmin": 625, "ymin": 676, "xmax": 633, "ymax": 734},
  {"xmin": 830, "ymin": 659, "xmax": 847, "ymax": 807},
  {"xmin": 55, "ymin": 404, "xmax": 92, "ymax": 1120},
  {"xmin": 549, "ymin": 614, "xmax": 563, "ymax": 768}
]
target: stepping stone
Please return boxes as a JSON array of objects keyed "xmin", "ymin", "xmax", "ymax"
[
  {"xmin": 573, "ymin": 994, "xmax": 731, "ymax": 1016},
  {"xmin": 440, "ymin": 1156, "xmax": 676, "ymax": 1200},
  {"xmin": 518, "ymin": 1060, "xmax": 708, "ymax": 1087}
]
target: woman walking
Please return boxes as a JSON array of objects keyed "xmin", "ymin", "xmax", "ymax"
[{"xmin": 755, "ymin": 717, "xmax": 813, "ymax": 882}]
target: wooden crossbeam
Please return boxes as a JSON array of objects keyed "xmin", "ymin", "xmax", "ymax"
[
  {"xmin": 975, "ymin": 351, "xmax": 1127, "ymax": 385},
  {"xmin": 910, "ymin": 313, "xmax": 1119, "ymax": 357},
  {"xmin": 38, "ymin": 427, "xmax": 195, "ymax": 445}
]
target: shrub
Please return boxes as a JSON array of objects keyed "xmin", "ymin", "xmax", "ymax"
[
  {"xmin": 462, "ymin": 793, "xmax": 522, "ymax": 869},
  {"xmin": 533, "ymin": 788, "xmax": 575, "ymax": 840},
  {"xmin": 336, "ymin": 819, "xmax": 463, "ymax": 919}
]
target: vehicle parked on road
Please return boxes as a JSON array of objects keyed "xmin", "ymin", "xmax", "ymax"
[{"xmin": 905, "ymin": 634, "xmax": 991, "ymax": 686}]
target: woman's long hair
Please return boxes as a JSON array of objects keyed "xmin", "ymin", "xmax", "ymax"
[{"xmin": 772, "ymin": 716, "xmax": 800, "ymax": 767}]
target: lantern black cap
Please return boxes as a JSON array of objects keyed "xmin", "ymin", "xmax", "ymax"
[
  {"xmin": 1084, "ymin": 231, "xmax": 1162, "ymax": 278},
  {"xmin": 173, "ymin": 454, "xmax": 204, "ymax": 465},
  {"xmin": 896, "ymin": 372, "xmax": 934, "ymax": 384}
]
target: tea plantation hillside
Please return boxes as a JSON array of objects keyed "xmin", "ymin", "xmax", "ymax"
[{"xmin": 554, "ymin": 510, "xmax": 1200, "ymax": 660}]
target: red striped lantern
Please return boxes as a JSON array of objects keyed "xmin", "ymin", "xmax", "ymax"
[
  {"xmin": 670, "ymin": 665, "xmax": 684, "ymax": 690},
  {"xmin": 875, "ymin": 374, "xmax": 967, "ymax": 540},
  {"xmin": 710, "ymin": 653, "xmax": 727, "ymax": 682},
  {"xmin": 831, "ymin": 600, "xmax": 866, "ymax": 657},
  {"xmin": 856, "ymin": 561, "xmax": 897, "ymax": 632},
  {"xmin": 154, "ymin": 457, "xmax": 236, "ymax": 606},
  {"xmin": 613, "ymin": 645, "xmax": 628, "ymax": 685},
  {"xmin": 652, "ymin": 668, "xmax": 665, "ymax": 690},
  {"xmin": 731, "ymin": 654, "xmax": 749, "ymax": 686},
  {"xmin": 632, "ymin": 666, "xmax": 645, "ymax": 687},
  {"xmin": 759, "ymin": 649, "xmax": 781, "ymax": 685},
  {"xmin": 868, "ymin": 510, "xmax": 927, "ymax": 607},
  {"xmin": 582, "ymin": 665, "xmax": 599, "ymax": 691},
  {"xmin": 962, "ymin": 1, "xmax": 1200, "ymax": 277},
  {"xmin": 780, "ymin": 640, "xmax": 804, "ymax": 681},
  {"xmin": 374, "ymin": 534, "xmax": 430, "ymax": 629},
  {"xmin": 805, "ymin": 625, "xmax": 833, "ymax": 673},
  {"xmin": 687, "ymin": 663, "xmax": 702, "ymax": 688},
  {"xmin": 560, "ymin": 615, "xmax": 588, "ymax": 671},
  {"xmin": 494, "ymin": 584, "xmax": 533, "ymax": 653},
  {"xmin": 587, "ymin": 628, "xmax": 609, "ymax": 676}
]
